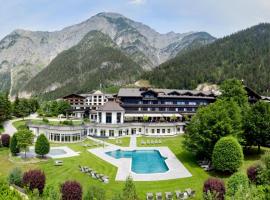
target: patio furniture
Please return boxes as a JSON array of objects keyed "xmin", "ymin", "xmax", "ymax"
[
  {"xmin": 146, "ymin": 192, "xmax": 154, "ymax": 200},
  {"xmin": 102, "ymin": 177, "xmax": 109, "ymax": 183},
  {"xmin": 165, "ymin": 192, "xmax": 173, "ymax": 200},
  {"xmin": 186, "ymin": 188, "xmax": 195, "ymax": 197},
  {"xmin": 156, "ymin": 192, "xmax": 162, "ymax": 200},
  {"xmin": 175, "ymin": 190, "xmax": 186, "ymax": 200},
  {"xmin": 54, "ymin": 160, "xmax": 63, "ymax": 166}
]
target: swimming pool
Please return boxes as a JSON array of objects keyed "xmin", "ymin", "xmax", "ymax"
[{"xmin": 106, "ymin": 149, "xmax": 169, "ymax": 174}]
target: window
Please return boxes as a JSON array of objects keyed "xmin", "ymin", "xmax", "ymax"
[
  {"xmin": 117, "ymin": 113, "xmax": 121, "ymax": 123},
  {"xmin": 162, "ymin": 129, "xmax": 165, "ymax": 134},
  {"xmin": 189, "ymin": 102, "xmax": 196, "ymax": 105},
  {"xmin": 109, "ymin": 130, "xmax": 114, "ymax": 137},
  {"xmin": 151, "ymin": 129, "xmax": 155, "ymax": 134},
  {"xmin": 138, "ymin": 128, "xmax": 141, "ymax": 132},
  {"xmin": 106, "ymin": 112, "xmax": 112, "ymax": 123},
  {"xmin": 145, "ymin": 129, "xmax": 148, "ymax": 133},
  {"xmin": 167, "ymin": 129, "xmax": 171, "ymax": 133},
  {"xmin": 157, "ymin": 129, "xmax": 160, "ymax": 134},
  {"xmin": 100, "ymin": 130, "xmax": 106, "ymax": 137},
  {"xmin": 119, "ymin": 130, "xmax": 122, "ymax": 137},
  {"xmin": 98, "ymin": 112, "xmax": 102, "ymax": 123}
]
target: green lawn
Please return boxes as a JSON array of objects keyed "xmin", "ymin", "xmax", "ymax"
[
  {"xmin": 30, "ymin": 119, "xmax": 84, "ymax": 126},
  {"xmin": 1, "ymin": 121, "xmax": 267, "ymax": 199},
  {"xmin": 103, "ymin": 137, "xmax": 131, "ymax": 147}
]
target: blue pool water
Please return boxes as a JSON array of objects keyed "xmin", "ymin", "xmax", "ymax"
[{"xmin": 106, "ymin": 150, "xmax": 169, "ymax": 174}]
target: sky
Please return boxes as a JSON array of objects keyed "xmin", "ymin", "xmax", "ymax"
[{"xmin": 1, "ymin": 0, "xmax": 270, "ymax": 40}]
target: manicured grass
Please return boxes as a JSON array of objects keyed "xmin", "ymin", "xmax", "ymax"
[
  {"xmin": 13, "ymin": 120, "xmax": 28, "ymax": 130},
  {"xmin": 103, "ymin": 137, "xmax": 131, "ymax": 147},
  {"xmin": 3, "ymin": 121, "xmax": 268, "ymax": 199},
  {"xmin": 30, "ymin": 119, "xmax": 84, "ymax": 126}
]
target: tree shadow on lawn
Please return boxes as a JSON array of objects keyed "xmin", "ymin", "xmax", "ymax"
[{"xmin": 176, "ymin": 149, "xmax": 232, "ymax": 179}]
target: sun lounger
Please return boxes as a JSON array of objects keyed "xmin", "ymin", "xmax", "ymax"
[
  {"xmin": 165, "ymin": 192, "xmax": 173, "ymax": 200},
  {"xmin": 156, "ymin": 192, "xmax": 162, "ymax": 200},
  {"xmin": 54, "ymin": 160, "xmax": 63, "ymax": 166},
  {"xmin": 176, "ymin": 190, "xmax": 187, "ymax": 200},
  {"xmin": 186, "ymin": 188, "xmax": 195, "ymax": 197},
  {"xmin": 146, "ymin": 192, "xmax": 154, "ymax": 200},
  {"xmin": 102, "ymin": 177, "xmax": 109, "ymax": 183}
]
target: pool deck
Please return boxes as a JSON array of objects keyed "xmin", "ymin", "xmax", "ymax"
[
  {"xmin": 28, "ymin": 146, "xmax": 80, "ymax": 159},
  {"xmin": 88, "ymin": 144, "xmax": 192, "ymax": 181}
]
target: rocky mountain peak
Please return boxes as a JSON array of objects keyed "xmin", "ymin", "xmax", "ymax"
[{"xmin": 0, "ymin": 12, "xmax": 215, "ymax": 97}]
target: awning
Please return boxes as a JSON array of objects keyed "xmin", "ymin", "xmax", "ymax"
[{"xmin": 124, "ymin": 113, "xmax": 182, "ymax": 117}]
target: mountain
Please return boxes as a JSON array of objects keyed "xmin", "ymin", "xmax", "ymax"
[
  {"xmin": 143, "ymin": 23, "xmax": 270, "ymax": 96},
  {"xmin": 0, "ymin": 12, "xmax": 215, "ymax": 97},
  {"xmin": 22, "ymin": 31, "xmax": 143, "ymax": 99}
]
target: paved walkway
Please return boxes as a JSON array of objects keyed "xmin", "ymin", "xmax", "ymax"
[
  {"xmin": 87, "ymin": 136, "xmax": 120, "ymax": 148},
  {"xmin": 3, "ymin": 113, "xmax": 39, "ymax": 136},
  {"xmin": 129, "ymin": 135, "xmax": 137, "ymax": 148},
  {"xmin": 3, "ymin": 113, "xmax": 82, "ymax": 136}
]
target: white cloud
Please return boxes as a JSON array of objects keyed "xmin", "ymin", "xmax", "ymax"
[{"xmin": 129, "ymin": 0, "xmax": 145, "ymax": 5}]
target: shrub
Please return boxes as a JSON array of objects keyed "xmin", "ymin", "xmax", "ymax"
[
  {"xmin": 247, "ymin": 165, "xmax": 261, "ymax": 184},
  {"xmin": 42, "ymin": 118, "xmax": 49, "ymax": 123},
  {"xmin": 62, "ymin": 120, "xmax": 73, "ymax": 126},
  {"xmin": 203, "ymin": 178, "xmax": 226, "ymax": 200},
  {"xmin": 1, "ymin": 134, "xmax": 10, "ymax": 147},
  {"xmin": 22, "ymin": 169, "xmax": 46, "ymax": 194},
  {"xmin": 10, "ymin": 134, "xmax": 20, "ymax": 156},
  {"xmin": 0, "ymin": 180, "xmax": 23, "ymax": 199},
  {"xmin": 212, "ymin": 136, "xmax": 243, "ymax": 173},
  {"xmin": 227, "ymin": 173, "xmax": 249, "ymax": 196},
  {"xmin": 35, "ymin": 134, "xmax": 50, "ymax": 158},
  {"xmin": 261, "ymin": 153, "xmax": 270, "ymax": 169},
  {"xmin": 84, "ymin": 186, "xmax": 106, "ymax": 200},
  {"xmin": 43, "ymin": 185, "xmax": 60, "ymax": 200},
  {"xmin": 122, "ymin": 176, "xmax": 138, "ymax": 200},
  {"xmin": 61, "ymin": 181, "xmax": 82, "ymax": 200},
  {"xmin": 8, "ymin": 167, "xmax": 23, "ymax": 187}
]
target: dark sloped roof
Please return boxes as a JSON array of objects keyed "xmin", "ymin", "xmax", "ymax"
[
  {"xmin": 62, "ymin": 94, "xmax": 85, "ymax": 99},
  {"xmin": 117, "ymin": 88, "xmax": 217, "ymax": 97}
]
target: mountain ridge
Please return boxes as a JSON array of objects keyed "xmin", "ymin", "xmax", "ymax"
[
  {"xmin": 22, "ymin": 30, "xmax": 143, "ymax": 99},
  {"xmin": 0, "ymin": 12, "xmax": 215, "ymax": 97},
  {"xmin": 143, "ymin": 23, "xmax": 270, "ymax": 96}
]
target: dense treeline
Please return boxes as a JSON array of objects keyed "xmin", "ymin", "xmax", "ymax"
[
  {"xmin": 13, "ymin": 96, "xmax": 39, "ymax": 118},
  {"xmin": 184, "ymin": 79, "xmax": 270, "ymax": 160},
  {"xmin": 143, "ymin": 23, "xmax": 270, "ymax": 95},
  {"xmin": 0, "ymin": 93, "xmax": 12, "ymax": 123},
  {"xmin": 23, "ymin": 30, "xmax": 143, "ymax": 100},
  {"xmin": 38, "ymin": 100, "xmax": 71, "ymax": 117},
  {"xmin": 0, "ymin": 94, "xmax": 39, "ymax": 124}
]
